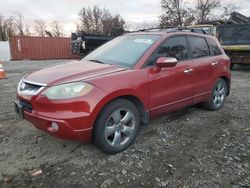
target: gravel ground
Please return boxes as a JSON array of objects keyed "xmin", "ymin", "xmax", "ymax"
[{"xmin": 0, "ymin": 60, "xmax": 249, "ymax": 188}]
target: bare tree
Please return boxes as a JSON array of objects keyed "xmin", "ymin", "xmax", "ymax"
[
  {"xmin": 50, "ymin": 20, "xmax": 64, "ymax": 37},
  {"xmin": 195, "ymin": 0, "xmax": 220, "ymax": 22},
  {"xmin": 159, "ymin": 0, "xmax": 195, "ymax": 28},
  {"xmin": 92, "ymin": 6, "xmax": 102, "ymax": 33},
  {"xmin": 79, "ymin": 7, "xmax": 92, "ymax": 33},
  {"xmin": 45, "ymin": 30, "xmax": 53, "ymax": 37},
  {"xmin": 5, "ymin": 18, "xmax": 16, "ymax": 39},
  {"xmin": 159, "ymin": 0, "xmax": 236, "ymax": 27},
  {"xmin": 33, "ymin": 19, "xmax": 47, "ymax": 37},
  {"xmin": 78, "ymin": 6, "xmax": 125, "ymax": 35},
  {"xmin": 0, "ymin": 15, "xmax": 7, "ymax": 41},
  {"xmin": 102, "ymin": 13, "xmax": 125, "ymax": 35},
  {"xmin": 13, "ymin": 12, "xmax": 24, "ymax": 36},
  {"xmin": 24, "ymin": 24, "xmax": 31, "ymax": 36},
  {"xmin": 0, "ymin": 15, "xmax": 16, "ymax": 41}
]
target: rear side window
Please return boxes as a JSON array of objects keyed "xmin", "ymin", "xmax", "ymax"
[
  {"xmin": 207, "ymin": 38, "xmax": 222, "ymax": 56},
  {"xmin": 147, "ymin": 36, "xmax": 188, "ymax": 66},
  {"xmin": 189, "ymin": 36, "xmax": 210, "ymax": 58}
]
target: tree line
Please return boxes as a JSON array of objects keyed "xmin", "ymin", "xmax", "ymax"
[
  {"xmin": 0, "ymin": 12, "xmax": 65, "ymax": 41},
  {"xmin": 159, "ymin": 0, "xmax": 236, "ymax": 27},
  {"xmin": 77, "ymin": 5, "xmax": 125, "ymax": 36},
  {"xmin": 0, "ymin": 0, "xmax": 236, "ymax": 41}
]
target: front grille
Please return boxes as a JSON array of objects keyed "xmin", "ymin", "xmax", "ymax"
[
  {"xmin": 20, "ymin": 82, "xmax": 41, "ymax": 93},
  {"xmin": 18, "ymin": 79, "xmax": 45, "ymax": 96}
]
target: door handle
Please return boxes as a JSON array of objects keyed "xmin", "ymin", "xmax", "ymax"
[
  {"xmin": 184, "ymin": 69, "xmax": 193, "ymax": 74},
  {"xmin": 212, "ymin": 62, "xmax": 218, "ymax": 66}
]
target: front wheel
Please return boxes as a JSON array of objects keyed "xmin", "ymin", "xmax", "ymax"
[
  {"xmin": 202, "ymin": 78, "xmax": 227, "ymax": 111},
  {"xmin": 94, "ymin": 99, "xmax": 140, "ymax": 154}
]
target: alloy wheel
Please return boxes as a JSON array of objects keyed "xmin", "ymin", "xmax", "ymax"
[
  {"xmin": 213, "ymin": 82, "xmax": 226, "ymax": 108},
  {"xmin": 105, "ymin": 109, "xmax": 136, "ymax": 147}
]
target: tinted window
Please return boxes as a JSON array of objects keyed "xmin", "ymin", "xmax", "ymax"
[
  {"xmin": 189, "ymin": 37, "xmax": 210, "ymax": 58},
  {"xmin": 147, "ymin": 36, "xmax": 188, "ymax": 66},
  {"xmin": 207, "ymin": 38, "xmax": 222, "ymax": 56}
]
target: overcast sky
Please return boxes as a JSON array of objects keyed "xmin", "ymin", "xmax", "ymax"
[{"xmin": 0, "ymin": 0, "xmax": 250, "ymax": 34}]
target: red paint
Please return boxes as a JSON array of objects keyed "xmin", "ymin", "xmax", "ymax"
[
  {"xmin": 16, "ymin": 32, "xmax": 231, "ymax": 142},
  {"xmin": 9, "ymin": 36, "xmax": 79, "ymax": 60}
]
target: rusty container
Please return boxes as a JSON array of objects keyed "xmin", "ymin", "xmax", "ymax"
[{"xmin": 9, "ymin": 36, "xmax": 80, "ymax": 60}]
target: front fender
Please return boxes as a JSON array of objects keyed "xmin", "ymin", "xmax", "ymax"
[{"xmin": 89, "ymin": 89, "xmax": 148, "ymax": 128}]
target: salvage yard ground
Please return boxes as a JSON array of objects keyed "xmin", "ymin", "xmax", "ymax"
[{"xmin": 0, "ymin": 60, "xmax": 250, "ymax": 187}]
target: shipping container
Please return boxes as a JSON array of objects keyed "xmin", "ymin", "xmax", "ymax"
[{"xmin": 9, "ymin": 36, "xmax": 80, "ymax": 60}]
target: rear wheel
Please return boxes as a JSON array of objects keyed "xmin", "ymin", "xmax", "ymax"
[
  {"xmin": 94, "ymin": 99, "xmax": 140, "ymax": 154},
  {"xmin": 202, "ymin": 78, "xmax": 227, "ymax": 111}
]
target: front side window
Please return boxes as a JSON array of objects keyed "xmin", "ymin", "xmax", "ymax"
[
  {"xmin": 147, "ymin": 36, "xmax": 188, "ymax": 66},
  {"xmin": 189, "ymin": 36, "xmax": 210, "ymax": 58},
  {"xmin": 207, "ymin": 38, "xmax": 222, "ymax": 56},
  {"xmin": 83, "ymin": 34, "xmax": 160, "ymax": 68}
]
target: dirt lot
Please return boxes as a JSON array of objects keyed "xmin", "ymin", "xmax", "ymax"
[{"xmin": 0, "ymin": 60, "xmax": 249, "ymax": 188}]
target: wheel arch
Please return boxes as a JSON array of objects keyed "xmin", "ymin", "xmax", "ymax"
[
  {"xmin": 220, "ymin": 76, "xmax": 231, "ymax": 96},
  {"xmin": 118, "ymin": 95, "xmax": 149, "ymax": 125},
  {"xmin": 91, "ymin": 93, "xmax": 149, "ymax": 136}
]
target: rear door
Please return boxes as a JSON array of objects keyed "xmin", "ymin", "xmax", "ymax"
[
  {"xmin": 145, "ymin": 36, "xmax": 194, "ymax": 117},
  {"xmin": 187, "ymin": 36, "xmax": 220, "ymax": 103}
]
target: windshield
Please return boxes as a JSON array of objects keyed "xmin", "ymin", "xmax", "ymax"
[{"xmin": 83, "ymin": 34, "xmax": 160, "ymax": 68}]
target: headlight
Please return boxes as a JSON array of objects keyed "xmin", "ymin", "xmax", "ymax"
[{"xmin": 42, "ymin": 82, "xmax": 93, "ymax": 100}]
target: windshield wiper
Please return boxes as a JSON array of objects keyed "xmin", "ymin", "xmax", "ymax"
[{"xmin": 89, "ymin": 59, "xmax": 105, "ymax": 64}]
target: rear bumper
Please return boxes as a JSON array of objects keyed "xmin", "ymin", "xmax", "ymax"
[{"xmin": 23, "ymin": 110, "xmax": 92, "ymax": 142}]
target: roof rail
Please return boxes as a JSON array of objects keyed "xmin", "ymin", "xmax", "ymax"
[
  {"xmin": 137, "ymin": 27, "xmax": 174, "ymax": 32},
  {"xmin": 167, "ymin": 27, "xmax": 209, "ymax": 35},
  {"xmin": 132, "ymin": 27, "xmax": 209, "ymax": 35}
]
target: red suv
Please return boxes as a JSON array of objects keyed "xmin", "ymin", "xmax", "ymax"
[{"xmin": 15, "ymin": 30, "xmax": 231, "ymax": 154}]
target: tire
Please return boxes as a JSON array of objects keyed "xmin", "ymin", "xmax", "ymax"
[
  {"xmin": 202, "ymin": 78, "xmax": 228, "ymax": 111},
  {"xmin": 94, "ymin": 99, "xmax": 140, "ymax": 154}
]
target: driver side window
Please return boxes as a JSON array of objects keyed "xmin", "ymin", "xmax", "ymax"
[{"xmin": 147, "ymin": 36, "xmax": 188, "ymax": 66}]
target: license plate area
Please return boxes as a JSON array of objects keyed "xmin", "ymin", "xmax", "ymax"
[{"xmin": 14, "ymin": 100, "xmax": 24, "ymax": 119}]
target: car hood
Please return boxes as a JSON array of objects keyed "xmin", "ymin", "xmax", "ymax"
[{"xmin": 24, "ymin": 61, "xmax": 127, "ymax": 86}]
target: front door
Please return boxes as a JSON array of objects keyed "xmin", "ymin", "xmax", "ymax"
[{"xmin": 145, "ymin": 36, "xmax": 194, "ymax": 117}]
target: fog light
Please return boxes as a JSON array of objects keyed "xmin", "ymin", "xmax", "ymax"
[{"xmin": 48, "ymin": 122, "xmax": 59, "ymax": 132}]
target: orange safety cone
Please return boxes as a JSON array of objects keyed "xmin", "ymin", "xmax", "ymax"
[{"xmin": 0, "ymin": 62, "xmax": 7, "ymax": 79}]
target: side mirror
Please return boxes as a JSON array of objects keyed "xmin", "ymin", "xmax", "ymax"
[{"xmin": 156, "ymin": 57, "xmax": 178, "ymax": 68}]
